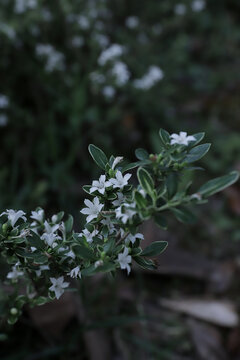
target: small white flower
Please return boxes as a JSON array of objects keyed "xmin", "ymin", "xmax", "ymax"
[
  {"xmin": 101, "ymin": 217, "xmax": 116, "ymax": 234},
  {"xmin": 115, "ymin": 203, "xmax": 137, "ymax": 224},
  {"xmin": 111, "ymin": 61, "xmax": 130, "ymax": 86},
  {"xmin": 98, "ymin": 44, "xmax": 124, "ymax": 66},
  {"xmin": 65, "ymin": 249, "xmax": 76, "ymax": 259},
  {"xmin": 94, "ymin": 34, "xmax": 109, "ymax": 48},
  {"xmin": 191, "ymin": 0, "xmax": 205, "ymax": 12},
  {"xmin": 94, "ymin": 260, "xmax": 103, "ymax": 268},
  {"xmin": 0, "ymin": 209, "xmax": 26, "ymax": 227},
  {"xmin": 117, "ymin": 247, "xmax": 132, "ymax": 274},
  {"xmin": 77, "ymin": 15, "xmax": 90, "ymax": 29},
  {"xmin": 49, "ymin": 276, "xmax": 69, "ymax": 299},
  {"xmin": 0, "ymin": 94, "xmax": 9, "ymax": 108},
  {"xmin": 170, "ymin": 131, "xmax": 196, "ymax": 146},
  {"xmin": 125, "ymin": 16, "xmax": 139, "ymax": 29},
  {"xmin": 30, "ymin": 209, "xmax": 44, "ymax": 223},
  {"xmin": 102, "ymin": 86, "xmax": 115, "ymax": 99},
  {"xmin": 174, "ymin": 4, "xmax": 187, "ymax": 15},
  {"xmin": 71, "ymin": 35, "xmax": 84, "ymax": 48},
  {"xmin": 41, "ymin": 232, "xmax": 60, "ymax": 247},
  {"xmin": 44, "ymin": 220, "xmax": 59, "ymax": 234},
  {"xmin": 7, "ymin": 264, "xmax": 24, "ymax": 280},
  {"xmin": 112, "ymin": 192, "xmax": 126, "ymax": 207},
  {"xmin": 110, "ymin": 170, "xmax": 131, "ymax": 189},
  {"xmin": 90, "ymin": 175, "xmax": 112, "ymax": 195},
  {"xmin": 90, "ymin": 71, "xmax": 106, "ymax": 84},
  {"xmin": 68, "ymin": 266, "xmax": 81, "ymax": 279},
  {"xmin": 31, "ymin": 246, "xmax": 37, "ymax": 252},
  {"xmin": 112, "ymin": 156, "xmax": 123, "ymax": 170},
  {"xmin": 125, "ymin": 233, "xmax": 144, "ymax": 245},
  {"xmin": 80, "ymin": 197, "xmax": 104, "ymax": 223},
  {"xmin": 190, "ymin": 193, "xmax": 202, "ymax": 201},
  {"xmin": 35, "ymin": 265, "xmax": 49, "ymax": 277},
  {"xmin": 79, "ymin": 228, "xmax": 99, "ymax": 243},
  {"xmin": 133, "ymin": 66, "xmax": 164, "ymax": 90}
]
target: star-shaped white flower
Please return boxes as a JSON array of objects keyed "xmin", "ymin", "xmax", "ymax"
[
  {"xmin": 170, "ymin": 132, "xmax": 196, "ymax": 146},
  {"xmin": 30, "ymin": 209, "xmax": 44, "ymax": 223},
  {"xmin": 7, "ymin": 264, "xmax": 24, "ymax": 280},
  {"xmin": 80, "ymin": 197, "xmax": 104, "ymax": 223},
  {"xmin": 117, "ymin": 247, "xmax": 132, "ymax": 274},
  {"xmin": 110, "ymin": 170, "xmax": 131, "ymax": 189},
  {"xmin": 49, "ymin": 276, "xmax": 69, "ymax": 299},
  {"xmin": 111, "ymin": 156, "xmax": 123, "ymax": 170},
  {"xmin": 0, "ymin": 209, "xmax": 26, "ymax": 227},
  {"xmin": 90, "ymin": 175, "xmax": 112, "ymax": 195},
  {"xmin": 41, "ymin": 232, "xmax": 60, "ymax": 247},
  {"xmin": 112, "ymin": 192, "xmax": 126, "ymax": 207},
  {"xmin": 44, "ymin": 220, "xmax": 60, "ymax": 234},
  {"xmin": 101, "ymin": 217, "xmax": 116, "ymax": 234},
  {"xmin": 79, "ymin": 228, "xmax": 99, "ymax": 243},
  {"xmin": 115, "ymin": 203, "xmax": 137, "ymax": 224},
  {"xmin": 68, "ymin": 266, "xmax": 81, "ymax": 279},
  {"xmin": 125, "ymin": 232, "xmax": 144, "ymax": 245}
]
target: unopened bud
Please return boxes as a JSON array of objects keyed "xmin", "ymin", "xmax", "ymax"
[{"xmin": 10, "ymin": 308, "xmax": 18, "ymax": 315}]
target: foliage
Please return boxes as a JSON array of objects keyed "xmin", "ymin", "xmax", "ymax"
[{"xmin": 0, "ymin": 129, "xmax": 238, "ymax": 326}]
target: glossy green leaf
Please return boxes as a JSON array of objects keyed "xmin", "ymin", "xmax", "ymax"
[
  {"xmin": 135, "ymin": 148, "xmax": 149, "ymax": 160},
  {"xmin": 88, "ymin": 144, "xmax": 108, "ymax": 170},
  {"xmin": 185, "ymin": 143, "xmax": 211, "ymax": 163},
  {"xmin": 198, "ymin": 171, "xmax": 239, "ymax": 197},
  {"xmin": 141, "ymin": 241, "xmax": 168, "ymax": 257},
  {"xmin": 153, "ymin": 213, "xmax": 168, "ymax": 230},
  {"xmin": 171, "ymin": 207, "xmax": 197, "ymax": 224},
  {"xmin": 133, "ymin": 256, "xmax": 157, "ymax": 270},
  {"xmin": 134, "ymin": 191, "xmax": 147, "ymax": 208},
  {"xmin": 159, "ymin": 129, "xmax": 170, "ymax": 146},
  {"xmin": 166, "ymin": 172, "xmax": 178, "ymax": 199},
  {"xmin": 137, "ymin": 168, "xmax": 154, "ymax": 196}
]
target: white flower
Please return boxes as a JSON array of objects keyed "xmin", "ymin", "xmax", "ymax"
[
  {"xmin": 44, "ymin": 220, "xmax": 59, "ymax": 234},
  {"xmin": 0, "ymin": 94, "xmax": 9, "ymax": 108},
  {"xmin": 7, "ymin": 264, "xmax": 24, "ymax": 280},
  {"xmin": 77, "ymin": 15, "xmax": 90, "ymax": 29},
  {"xmin": 190, "ymin": 193, "xmax": 202, "ymax": 201},
  {"xmin": 49, "ymin": 276, "xmax": 69, "ymax": 299},
  {"xmin": 35, "ymin": 265, "xmax": 49, "ymax": 277},
  {"xmin": 110, "ymin": 170, "xmax": 131, "ymax": 189},
  {"xmin": 174, "ymin": 4, "xmax": 187, "ymax": 15},
  {"xmin": 125, "ymin": 233, "xmax": 144, "ymax": 245},
  {"xmin": 98, "ymin": 44, "xmax": 124, "ymax": 66},
  {"xmin": 101, "ymin": 217, "xmax": 116, "ymax": 234},
  {"xmin": 115, "ymin": 203, "xmax": 137, "ymax": 224},
  {"xmin": 90, "ymin": 175, "xmax": 112, "ymax": 195},
  {"xmin": 111, "ymin": 61, "xmax": 130, "ymax": 86},
  {"xmin": 191, "ymin": 0, "xmax": 205, "ymax": 12},
  {"xmin": 112, "ymin": 192, "xmax": 126, "ymax": 207},
  {"xmin": 65, "ymin": 249, "xmax": 76, "ymax": 259},
  {"xmin": 0, "ymin": 114, "xmax": 8, "ymax": 126},
  {"xmin": 35, "ymin": 44, "xmax": 65, "ymax": 72},
  {"xmin": 90, "ymin": 71, "xmax": 106, "ymax": 84},
  {"xmin": 80, "ymin": 197, "xmax": 104, "ymax": 223},
  {"xmin": 31, "ymin": 246, "xmax": 37, "ymax": 252},
  {"xmin": 79, "ymin": 228, "xmax": 99, "ymax": 243},
  {"xmin": 94, "ymin": 260, "xmax": 103, "ymax": 268},
  {"xmin": 71, "ymin": 35, "xmax": 84, "ymax": 48},
  {"xmin": 41, "ymin": 232, "xmax": 60, "ymax": 247},
  {"xmin": 94, "ymin": 34, "xmax": 109, "ymax": 48},
  {"xmin": 170, "ymin": 131, "xmax": 196, "ymax": 146},
  {"xmin": 102, "ymin": 86, "xmax": 115, "ymax": 99},
  {"xmin": 112, "ymin": 156, "xmax": 123, "ymax": 170},
  {"xmin": 0, "ymin": 209, "xmax": 26, "ymax": 227},
  {"xmin": 133, "ymin": 66, "xmax": 164, "ymax": 90},
  {"xmin": 68, "ymin": 266, "xmax": 81, "ymax": 279},
  {"xmin": 30, "ymin": 209, "xmax": 44, "ymax": 223},
  {"xmin": 125, "ymin": 16, "xmax": 139, "ymax": 29},
  {"xmin": 117, "ymin": 247, "xmax": 132, "ymax": 274}
]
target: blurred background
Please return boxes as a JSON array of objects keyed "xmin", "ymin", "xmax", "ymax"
[{"xmin": 0, "ymin": 0, "xmax": 240, "ymax": 359}]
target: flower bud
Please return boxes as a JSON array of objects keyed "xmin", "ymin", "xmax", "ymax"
[{"xmin": 10, "ymin": 308, "xmax": 18, "ymax": 315}]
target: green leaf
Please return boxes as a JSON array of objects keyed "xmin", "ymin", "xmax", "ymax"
[
  {"xmin": 65, "ymin": 215, "xmax": 73, "ymax": 233},
  {"xmin": 82, "ymin": 185, "xmax": 92, "ymax": 194},
  {"xmin": 153, "ymin": 213, "xmax": 168, "ymax": 230},
  {"xmin": 81, "ymin": 265, "xmax": 96, "ymax": 277},
  {"xmin": 15, "ymin": 248, "xmax": 48, "ymax": 263},
  {"xmin": 166, "ymin": 172, "xmax": 178, "ymax": 199},
  {"xmin": 137, "ymin": 168, "xmax": 154, "ymax": 196},
  {"xmin": 189, "ymin": 132, "xmax": 205, "ymax": 147},
  {"xmin": 73, "ymin": 243, "xmax": 95, "ymax": 261},
  {"xmin": 131, "ymin": 247, "xmax": 142, "ymax": 256},
  {"xmin": 94, "ymin": 262, "xmax": 116, "ymax": 273},
  {"xmin": 198, "ymin": 171, "xmax": 239, "ymax": 197},
  {"xmin": 88, "ymin": 144, "xmax": 108, "ymax": 170},
  {"xmin": 134, "ymin": 191, "xmax": 147, "ymax": 208},
  {"xmin": 135, "ymin": 148, "xmax": 149, "ymax": 160},
  {"xmin": 185, "ymin": 143, "xmax": 211, "ymax": 163},
  {"xmin": 171, "ymin": 207, "xmax": 197, "ymax": 224},
  {"xmin": 121, "ymin": 160, "xmax": 150, "ymax": 172},
  {"xmin": 141, "ymin": 241, "xmax": 168, "ymax": 257},
  {"xmin": 159, "ymin": 129, "xmax": 170, "ymax": 146},
  {"xmin": 134, "ymin": 256, "xmax": 157, "ymax": 270}
]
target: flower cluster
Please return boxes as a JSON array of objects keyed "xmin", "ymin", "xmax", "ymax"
[{"xmin": 0, "ymin": 129, "xmax": 238, "ymax": 326}]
